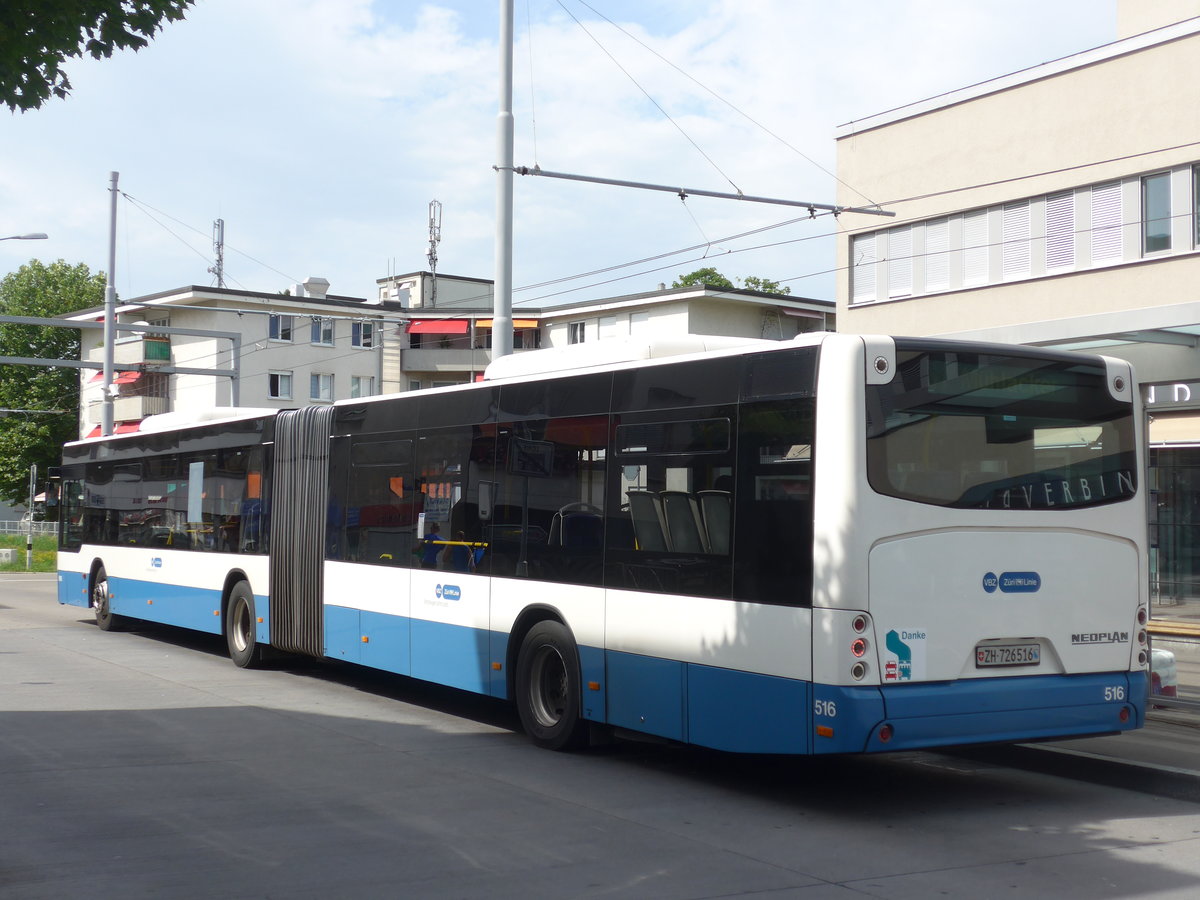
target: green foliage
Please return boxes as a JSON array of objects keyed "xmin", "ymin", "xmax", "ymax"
[
  {"xmin": 0, "ymin": 533, "xmax": 57, "ymax": 572},
  {"xmin": 672, "ymin": 268, "xmax": 792, "ymax": 295},
  {"xmin": 739, "ymin": 275, "xmax": 791, "ymax": 296},
  {"xmin": 0, "ymin": 0, "xmax": 195, "ymax": 112},
  {"xmin": 672, "ymin": 267, "xmax": 735, "ymax": 290},
  {"xmin": 0, "ymin": 259, "xmax": 104, "ymax": 506}
]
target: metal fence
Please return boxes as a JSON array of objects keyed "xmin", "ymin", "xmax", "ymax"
[{"xmin": 0, "ymin": 520, "xmax": 56, "ymax": 535}]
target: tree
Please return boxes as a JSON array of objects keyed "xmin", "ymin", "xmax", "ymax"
[
  {"xmin": 672, "ymin": 267, "xmax": 792, "ymax": 295},
  {"xmin": 0, "ymin": 259, "xmax": 104, "ymax": 506},
  {"xmin": 672, "ymin": 267, "xmax": 735, "ymax": 290},
  {"xmin": 739, "ymin": 275, "xmax": 791, "ymax": 296},
  {"xmin": 0, "ymin": 1, "xmax": 195, "ymax": 112}
]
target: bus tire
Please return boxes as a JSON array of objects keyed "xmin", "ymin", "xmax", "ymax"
[
  {"xmin": 92, "ymin": 566, "xmax": 127, "ymax": 632},
  {"xmin": 515, "ymin": 620, "xmax": 588, "ymax": 751},
  {"xmin": 225, "ymin": 581, "xmax": 262, "ymax": 669}
]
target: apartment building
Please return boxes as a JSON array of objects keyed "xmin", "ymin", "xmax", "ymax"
[
  {"xmin": 384, "ymin": 273, "xmax": 835, "ymax": 392},
  {"xmin": 834, "ymin": 1, "xmax": 1200, "ymax": 603},
  {"xmin": 70, "ymin": 272, "xmax": 833, "ymax": 437},
  {"xmin": 70, "ymin": 277, "xmax": 401, "ymax": 437}
]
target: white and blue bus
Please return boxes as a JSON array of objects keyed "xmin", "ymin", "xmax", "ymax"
[{"xmin": 55, "ymin": 333, "xmax": 1148, "ymax": 753}]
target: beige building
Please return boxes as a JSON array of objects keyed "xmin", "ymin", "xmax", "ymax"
[{"xmin": 834, "ymin": 1, "xmax": 1200, "ymax": 605}]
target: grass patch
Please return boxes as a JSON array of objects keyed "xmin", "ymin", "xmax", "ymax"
[{"xmin": 0, "ymin": 533, "xmax": 57, "ymax": 573}]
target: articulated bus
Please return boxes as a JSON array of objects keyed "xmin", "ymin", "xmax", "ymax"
[{"xmin": 56, "ymin": 333, "xmax": 1149, "ymax": 753}]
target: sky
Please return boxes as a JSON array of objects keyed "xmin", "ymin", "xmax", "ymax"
[{"xmin": 0, "ymin": 0, "xmax": 1117, "ymax": 310}]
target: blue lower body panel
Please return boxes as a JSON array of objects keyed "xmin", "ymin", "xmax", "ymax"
[
  {"xmin": 58, "ymin": 571, "xmax": 90, "ymax": 608},
  {"xmin": 606, "ymin": 650, "xmax": 811, "ymax": 753},
  {"xmin": 827, "ymin": 671, "xmax": 1147, "ymax": 754},
  {"xmin": 106, "ymin": 575, "xmax": 224, "ymax": 635}
]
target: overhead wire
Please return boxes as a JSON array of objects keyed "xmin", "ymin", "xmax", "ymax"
[
  {"xmin": 570, "ymin": 0, "xmax": 880, "ymax": 210},
  {"xmin": 555, "ymin": 0, "xmax": 742, "ymax": 195}
]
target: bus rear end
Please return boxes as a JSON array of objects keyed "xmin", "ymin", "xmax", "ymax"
[{"xmin": 811, "ymin": 336, "xmax": 1147, "ymax": 753}]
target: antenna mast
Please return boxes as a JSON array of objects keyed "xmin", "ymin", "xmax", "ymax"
[
  {"xmin": 208, "ymin": 218, "xmax": 226, "ymax": 287},
  {"xmin": 427, "ymin": 200, "xmax": 442, "ymax": 307}
]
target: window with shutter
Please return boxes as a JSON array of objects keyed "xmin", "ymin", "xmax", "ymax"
[
  {"xmin": 963, "ymin": 210, "xmax": 989, "ymax": 286},
  {"xmin": 1045, "ymin": 191, "xmax": 1075, "ymax": 272},
  {"xmin": 887, "ymin": 226, "xmax": 912, "ymax": 298},
  {"xmin": 1002, "ymin": 201, "xmax": 1031, "ymax": 279},
  {"xmin": 1090, "ymin": 182, "xmax": 1122, "ymax": 263},
  {"xmin": 924, "ymin": 219, "xmax": 949, "ymax": 292},
  {"xmin": 851, "ymin": 233, "xmax": 877, "ymax": 303}
]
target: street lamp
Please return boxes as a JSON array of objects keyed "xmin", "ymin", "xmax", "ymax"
[{"xmin": 0, "ymin": 233, "xmax": 48, "ymax": 241}]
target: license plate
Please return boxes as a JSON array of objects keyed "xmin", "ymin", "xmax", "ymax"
[{"xmin": 976, "ymin": 642, "xmax": 1040, "ymax": 667}]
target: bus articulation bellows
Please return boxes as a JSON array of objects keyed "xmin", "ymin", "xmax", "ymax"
[{"xmin": 56, "ymin": 333, "xmax": 1148, "ymax": 753}]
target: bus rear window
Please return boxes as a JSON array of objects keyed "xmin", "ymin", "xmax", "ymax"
[{"xmin": 866, "ymin": 349, "xmax": 1137, "ymax": 510}]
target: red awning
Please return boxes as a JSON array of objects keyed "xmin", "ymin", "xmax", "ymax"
[
  {"xmin": 84, "ymin": 422, "xmax": 142, "ymax": 438},
  {"xmin": 407, "ymin": 320, "xmax": 469, "ymax": 335},
  {"xmin": 87, "ymin": 370, "xmax": 142, "ymax": 384},
  {"xmin": 475, "ymin": 318, "xmax": 539, "ymax": 329}
]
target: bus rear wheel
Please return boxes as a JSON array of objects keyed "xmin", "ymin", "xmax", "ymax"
[
  {"xmin": 225, "ymin": 582, "xmax": 262, "ymax": 669},
  {"xmin": 92, "ymin": 566, "xmax": 127, "ymax": 632},
  {"xmin": 515, "ymin": 620, "xmax": 588, "ymax": 751}
]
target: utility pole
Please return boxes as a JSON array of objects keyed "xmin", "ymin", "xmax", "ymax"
[
  {"xmin": 208, "ymin": 218, "xmax": 226, "ymax": 288},
  {"xmin": 492, "ymin": 0, "xmax": 514, "ymax": 359},
  {"xmin": 26, "ymin": 463, "xmax": 36, "ymax": 571},
  {"xmin": 101, "ymin": 172, "xmax": 119, "ymax": 437}
]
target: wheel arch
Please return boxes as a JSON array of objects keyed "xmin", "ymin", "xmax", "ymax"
[
  {"xmin": 219, "ymin": 569, "xmax": 253, "ymax": 620},
  {"xmin": 506, "ymin": 604, "xmax": 569, "ymax": 698},
  {"xmin": 87, "ymin": 558, "xmax": 107, "ymax": 601}
]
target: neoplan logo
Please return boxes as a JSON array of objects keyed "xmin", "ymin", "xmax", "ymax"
[{"xmin": 1071, "ymin": 631, "xmax": 1129, "ymax": 645}]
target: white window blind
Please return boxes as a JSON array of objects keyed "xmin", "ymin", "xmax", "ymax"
[
  {"xmin": 1091, "ymin": 182, "xmax": 1122, "ymax": 263},
  {"xmin": 1001, "ymin": 201, "xmax": 1031, "ymax": 279},
  {"xmin": 1045, "ymin": 191, "xmax": 1075, "ymax": 271},
  {"xmin": 887, "ymin": 226, "xmax": 912, "ymax": 298},
  {"xmin": 851, "ymin": 233, "xmax": 877, "ymax": 303},
  {"xmin": 924, "ymin": 218, "xmax": 949, "ymax": 292},
  {"xmin": 963, "ymin": 210, "xmax": 989, "ymax": 286}
]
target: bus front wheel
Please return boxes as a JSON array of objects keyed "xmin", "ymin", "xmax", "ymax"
[
  {"xmin": 92, "ymin": 566, "xmax": 127, "ymax": 632},
  {"xmin": 515, "ymin": 620, "xmax": 588, "ymax": 751},
  {"xmin": 225, "ymin": 582, "xmax": 262, "ymax": 669}
]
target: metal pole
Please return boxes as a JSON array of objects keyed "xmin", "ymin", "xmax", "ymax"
[
  {"xmin": 101, "ymin": 172, "xmax": 119, "ymax": 436},
  {"xmin": 492, "ymin": 0, "xmax": 514, "ymax": 359},
  {"xmin": 26, "ymin": 463, "xmax": 35, "ymax": 571}
]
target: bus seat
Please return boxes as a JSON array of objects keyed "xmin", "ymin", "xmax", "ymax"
[
  {"xmin": 661, "ymin": 491, "xmax": 708, "ymax": 554},
  {"xmin": 696, "ymin": 490, "xmax": 731, "ymax": 555},
  {"xmin": 627, "ymin": 490, "xmax": 668, "ymax": 552}
]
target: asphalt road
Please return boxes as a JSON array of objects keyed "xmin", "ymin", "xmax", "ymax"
[{"xmin": 4, "ymin": 574, "xmax": 1200, "ymax": 900}]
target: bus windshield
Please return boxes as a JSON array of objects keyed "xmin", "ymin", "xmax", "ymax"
[{"xmin": 866, "ymin": 346, "xmax": 1137, "ymax": 510}]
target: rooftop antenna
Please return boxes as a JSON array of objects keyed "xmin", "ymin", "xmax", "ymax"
[
  {"xmin": 427, "ymin": 199, "xmax": 442, "ymax": 307},
  {"xmin": 208, "ymin": 218, "xmax": 226, "ymax": 288}
]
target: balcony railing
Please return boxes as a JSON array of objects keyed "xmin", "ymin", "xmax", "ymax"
[
  {"xmin": 113, "ymin": 336, "xmax": 171, "ymax": 365},
  {"xmin": 85, "ymin": 395, "xmax": 170, "ymax": 424}
]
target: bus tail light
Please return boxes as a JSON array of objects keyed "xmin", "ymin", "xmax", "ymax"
[
  {"xmin": 851, "ymin": 662, "xmax": 868, "ymax": 681},
  {"xmin": 850, "ymin": 637, "xmax": 868, "ymax": 658},
  {"xmin": 1137, "ymin": 607, "xmax": 1147, "ymax": 625},
  {"xmin": 878, "ymin": 723, "xmax": 894, "ymax": 743},
  {"xmin": 1119, "ymin": 706, "xmax": 1130, "ymax": 724},
  {"xmin": 852, "ymin": 614, "xmax": 869, "ymax": 633}
]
